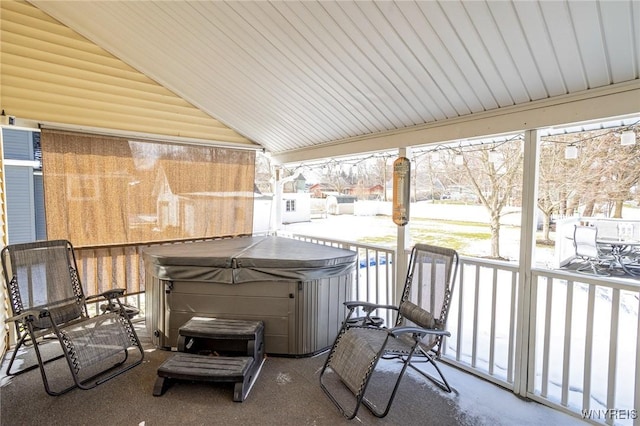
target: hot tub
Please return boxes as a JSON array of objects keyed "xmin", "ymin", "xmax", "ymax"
[{"xmin": 144, "ymin": 236, "xmax": 357, "ymax": 356}]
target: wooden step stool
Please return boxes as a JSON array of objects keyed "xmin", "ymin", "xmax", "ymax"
[{"xmin": 153, "ymin": 317, "xmax": 265, "ymax": 402}]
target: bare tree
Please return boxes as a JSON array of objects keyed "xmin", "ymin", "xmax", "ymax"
[
  {"xmin": 593, "ymin": 133, "xmax": 640, "ymax": 217},
  {"xmin": 354, "ymin": 156, "xmax": 390, "ymax": 200},
  {"xmin": 545, "ymin": 130, "xmax": 640, "ymax": 219},
  {"xmin": 411, "ymin": 153, "xmax": 432, "ymax": 202},
  {"xmin": 321, "ymin": 162, "xmax": 351, "ymax": 194},
  {"xmin": 254, "ymin": 151, "xmax": 273, "ymax": 193},
  {"xmin": 537, "ymin": 136, "xmax": 582, "ymax": 242},
  {"xmin": 459, "ymin": 141, "xmax": 523, "ymax": 259},
  {"xmin": 376, "ymin": 156, "xmax": 391, "ymax": 201}
]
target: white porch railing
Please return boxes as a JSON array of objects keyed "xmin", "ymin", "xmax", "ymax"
[
  {"xmin": 528, "ymin": 269, "xmax": 639, "ymax": 425},
  {"xmin": 280, "ymin": 233, "xmax": 640, "ymax": 425},
  {"xmin": 444, "ymin": 256, "xmax": 520, "ymax": 390}
]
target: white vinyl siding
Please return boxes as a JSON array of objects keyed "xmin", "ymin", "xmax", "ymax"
[{"xmin": 0, "ymin": 0, "xmax": 254, "ymax": 145}]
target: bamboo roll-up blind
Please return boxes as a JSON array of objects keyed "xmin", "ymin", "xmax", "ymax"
[{"xmin": 41, "ymin": 129, "xmax": 255, "ymax": 247}]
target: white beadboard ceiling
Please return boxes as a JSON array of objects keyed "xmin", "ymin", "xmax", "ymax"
[{"xmin": 29, "ymin": 1, "xmax": 640, "ymax": 164}]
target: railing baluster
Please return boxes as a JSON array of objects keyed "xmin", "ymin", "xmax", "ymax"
[
  {"xmin": 561, "ymin": 280, "xmax": 574, "ymax": 407},
  {"xmin": 455, "ymin": 261, "xmax": 465, "ymax": 362},
  {"xmin": 96, "ymin": 248, "xmax": 109, "ymax": 294},
  {"xmin": 365, "ymin": 247, "xmax": 371, "ymax": 302},
  {"xmin": 541, "ymin": 276, "xmax": 553, "ymax": 398},
  {"xmin": 508, "ymin": 271, "xmax": 517, "ymax": 383},
  {"xmin": 386, "ymin": 249, "xmax": 392, "ymax": 307},
  {"xmin": 583, "ymin": 282, "xmax": 596, "ymax": 413},
  {"xmin": 472, "ymin": 264, "xmax": 480, "ymax": 369},
  {"xmin": 607, "ymin": 288, "xmax": 620, "ymax": 425},
  {"xmin": 489, "ymin": 267, "xmax": 498, "ymax": 376},
  {"xmin": 374, "ymin": 248, "xmax": 380, "ymax": 305},
  {"xmin": 428, "ymin": 256, "xmax": 435, "ymax": 316},
  {"xmin": 112, "ymin": 246, "xmax": 126, "ymax": 291},
  {"xmin": 527, "ymin": 269, "xmax": 539, "ymax": 395},
  {"xmin": 635, "ymin": 295, "xmax": 640, "ymax": 426}
]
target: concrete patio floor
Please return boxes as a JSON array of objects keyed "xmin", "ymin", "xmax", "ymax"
[{"xmin": 0, "ymin": 322, "xmax": 588, "ymax": 426}]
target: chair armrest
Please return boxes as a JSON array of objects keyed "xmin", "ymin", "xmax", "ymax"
[
  {"xmin": 5, "ymin": 309, "xmax": 45, "ymax": 324},
  {"xmin": 344, "ymin": 301, "xmax": 398, "ymax": 313},
  {"xmin": 86, "ymin": 288, "xmax": 126, "ymax": 302},
  {"xmin": 389, "ymin": 326, "xmax": 451, "ymax": 339},
  {"xmin": 343, "ymin": 301, "xmax": 399, "ymax": 327}
]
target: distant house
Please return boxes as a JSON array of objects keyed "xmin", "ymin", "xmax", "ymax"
[
  {"xmin": 309, "ymin": 183, "xmax": 334, "ymax": 198},
  {"xmin": 281, "ymin": 192, "xmax": 311, "ymax": 224},
  {"xmin": 309, "ymin": 183, "xmax": 383, "ymax": 200},
  {"xmin": 344, "ymin": 184, "xmax": 384, "ymax": 200}
]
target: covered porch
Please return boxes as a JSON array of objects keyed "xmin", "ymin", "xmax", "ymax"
[{"xmin": 1, "ymin": 1, "xmax": 639, "ymax": 425}]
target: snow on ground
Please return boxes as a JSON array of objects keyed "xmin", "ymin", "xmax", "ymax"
[
  {"xmin": 283, "ymin": 202, "xmax": 640, "ymax": 267},
  {"xmin": 281, "ymin": 209, "xmax": 556, "ymax": 266}
]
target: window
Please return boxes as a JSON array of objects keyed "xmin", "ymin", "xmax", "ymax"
[
  {"xmin": 286, "ymin": 199, "xmax": 296, "ymax": 212},
  {"xmin": 2, "ymin": 128, "xmax": 45, "ymax": 243}
]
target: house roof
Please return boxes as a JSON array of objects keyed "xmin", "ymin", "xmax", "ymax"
[{"xmin": 28, "ymin": 1, "xmax": 640, "ymax": 164}]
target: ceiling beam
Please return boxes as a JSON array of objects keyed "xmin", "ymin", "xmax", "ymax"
[{"xmin": 272, "ymin": 81, "xmax": 640, "ymax": 165}]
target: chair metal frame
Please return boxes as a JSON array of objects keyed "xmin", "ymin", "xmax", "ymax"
[
  {"xmin": 319, "ymin": 243, "xmax": 459, "ymax": 419},
  {"xmin": 2, "ymin": 239, "xmax": 144, "ymax": 395}
]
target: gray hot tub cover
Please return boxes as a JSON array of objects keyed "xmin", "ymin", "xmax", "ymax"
[{"xmin": 143, "ymin": 236, "xmax": 358, "ymax": 283}]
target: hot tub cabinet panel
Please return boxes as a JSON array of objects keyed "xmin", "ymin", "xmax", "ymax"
[{"xmin": 144, "ymin": 237, "xmax": 357, "ymax": 356}]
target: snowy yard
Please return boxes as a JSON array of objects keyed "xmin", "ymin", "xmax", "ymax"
[{"xmin": 282, "ymin": 207, "xmax": 556, "ymax": 265}]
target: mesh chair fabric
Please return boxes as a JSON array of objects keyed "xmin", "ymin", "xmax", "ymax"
[
  {"xmin": 329, "ymin": 327, "xmax": 388, "ymax": 396},
  {"xmin": 11, "ymin": 244, "xmax": 78, "ymax": 309},
  {"xmin": 60, "ymin": 313, "xmax": 133, "ymax": 373}
]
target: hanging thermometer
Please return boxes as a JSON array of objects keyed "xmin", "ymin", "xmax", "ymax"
[{"xmin": 392, "ymin": 156, "xmax": 410, "ymax": 226}]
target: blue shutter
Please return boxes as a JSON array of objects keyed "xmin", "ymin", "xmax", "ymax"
[
  {"xmin": 5, "ymin": 166, "xmax": 36, "ymax": 243},
  {"xmin": 3, "ymin": 128, "xmax": 33, "ymax": 160}
]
